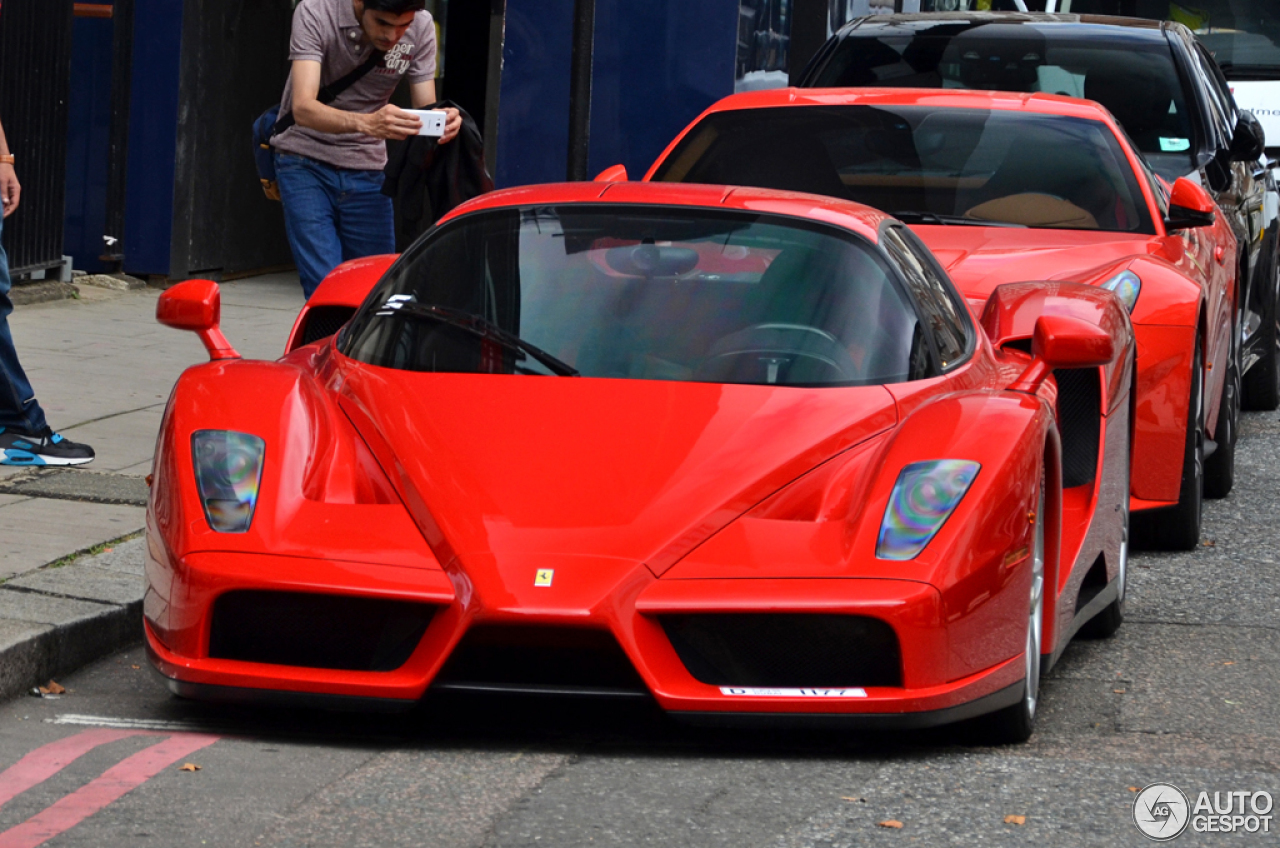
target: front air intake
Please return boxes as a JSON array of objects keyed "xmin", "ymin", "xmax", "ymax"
[
  {"xmin": 660, "ymin": 614, "xmax": 902, "ymax": 688},
  {"xmin": 432, "ymin": 625, "xmax": 648, "ymax": 696},
  {"xmin": 299, "ymin": 305, "xmax": 357, "ymax": 346},
  {"xmin": 209, "ymin": 591, "xmax": 435, "ymax": 672}
]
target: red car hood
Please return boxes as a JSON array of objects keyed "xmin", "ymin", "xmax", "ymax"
[
  {"xmin": 914, "ymin": 226, "xmax": 1152, "ymax": 305},
  {"xmin": 336, "ymin": 365, "xmax": 897, "ymax": 579}
]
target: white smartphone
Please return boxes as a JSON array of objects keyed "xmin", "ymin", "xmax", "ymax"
[{"xmin": 402, "ymin": 108, "xmax": 447, "ymax": 138}]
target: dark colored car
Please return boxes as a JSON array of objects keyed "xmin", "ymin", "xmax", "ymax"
[{"xmin": 798, "ymin": 12, "xmax": 1280, "ymax": 418}]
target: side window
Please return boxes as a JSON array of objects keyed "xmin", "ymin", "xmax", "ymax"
[
  {"xmin": 1190, "ymin": 42, "xmax": 1233, "ymax": 142},
  {"xmin": 1196, "ymin": 42, "xmax": 1239, "ymax": 124},
  {"xmin": 880, "ymin": 225, "xmax": 971, "ymax": 371}
]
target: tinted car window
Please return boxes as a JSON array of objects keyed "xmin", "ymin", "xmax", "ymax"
[
  {"xmin": 1192, "ymin": 41, "xmax": 1234, "ymax": 138},
  {"xmin": 879, "ymin": 225, "xmax": 971, "ymax": 371},
  {"xmin": 653, "ymin": 105, "xmax": 1155, "ymax": 233},
  {"xmin": 809, "ymin": 24, "xmax": 1197, "ymax": 177},
  {"xmin": 341, "ymin": 206, "xmax": 930, "ymax": 387}
]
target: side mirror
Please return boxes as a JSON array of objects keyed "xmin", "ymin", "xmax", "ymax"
[
  {"xmin": 593, "ymin": 164, "xmax": 628, "ymax": 182},
  {"xmin": 156, "ymin": 279, "xmax": 241, "ymax": 361},
  {"xmin": 1010, "ymin": 314, "xmax": 1114, "ymax": 394},
  {"xmin": 1230, "ymin": 110, "xmax": 1266, "ymax": 162},
  {"xmin": 1164, "ymin": 176, "xmax": 1216, "ymax": 231}
]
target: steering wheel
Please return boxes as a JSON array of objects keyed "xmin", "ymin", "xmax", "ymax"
[{"xmin": 695, "ymin": 323, "xmax": 860, "ymax": 385}]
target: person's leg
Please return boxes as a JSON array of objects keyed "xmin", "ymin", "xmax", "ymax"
[
  {"xmin": 334, "ymin": 168, "xmax": 396, "ymax": 263},
  {"xmin": 0, "ymin": 215, "xmax": 48, "ymax": 433},
  {"xmin": 275, "ymin": 153, "xmax": 343, "ymax": 300},
  {"xmin": 0, "ymin": 217, "xmax": 93, "ymax": 465}
]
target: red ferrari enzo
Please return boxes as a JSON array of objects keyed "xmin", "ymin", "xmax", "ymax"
[
  {"xmin": 147, "ymin": 183, "xmax": 1132, "ymax": 741},
  {"xmin": 642, "ymin": 87, "xmax": 1238, "ymax": 550}
]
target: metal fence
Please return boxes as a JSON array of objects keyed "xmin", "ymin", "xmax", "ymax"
[{"xmin": 0, "ymin": 0, "xmax": 74, "ymax": 278}]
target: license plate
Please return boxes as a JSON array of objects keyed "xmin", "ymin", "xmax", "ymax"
[{"xmin": 718, "ymin": 687, "xmax": 868, "ymax": 698}]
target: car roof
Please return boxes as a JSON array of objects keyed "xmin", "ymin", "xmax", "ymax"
[
  {"xmin": 842, "ymin": 12, "xmax": 1171, "ymax": 41},
  {"xmin": 440, "ymin": 181, "xmax": 893, "ymax": 244},
  {"xmin": 695, "ymin": 86, "xmax": 1120, "ymax": 127}
]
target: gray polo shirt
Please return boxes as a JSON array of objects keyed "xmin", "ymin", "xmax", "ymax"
[{"xmin": 273, "ymin": 0, "xmax": 437, "ymax": 171}]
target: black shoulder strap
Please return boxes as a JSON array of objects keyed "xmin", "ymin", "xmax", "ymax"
[{"xmin": 272, "ymin": 49, "xmax": 386, "ymax": 137}]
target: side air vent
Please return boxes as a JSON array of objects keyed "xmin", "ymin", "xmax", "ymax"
[
  {"xmin": 1054, "ymin": 368, "xmax": 1102, "ymax": 488},
  {"xmin": 209, "ymin": 591, "xmax": 434, "ymax": 672},
  {"xmin": 432, "ymin": 625, "xmax": 649, "ymax": 696},
  {"xmin": 300, "ymin": 305, "xmax": 357, "ymax": 346},
  {"xmin": 1075, "ymin": 553, "xmax": 1109, "ymax": 614},
  {"xmin": 660, "ymin": 614, "xmax": 902, "ymax": 688}
]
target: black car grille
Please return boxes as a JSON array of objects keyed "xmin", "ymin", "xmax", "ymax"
[
  {"xmin": 660, "ymin": 614, "xmax": 902, "ymax": 688},
  {"xmin": 432, "ymin": 625, "xmax": 648, "ymax": 695},
  {"xmin": 299, "ymin": 305, "xmax": 356, "ymax": 346},
  {"xmin": 209, "ymin": 591, "xmax": 435, "ymax": 672}
]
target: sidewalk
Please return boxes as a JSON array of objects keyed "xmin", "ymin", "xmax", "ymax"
[{"xmin": 0, "ymin": 273, "xmax": 303, "ymax": 701}]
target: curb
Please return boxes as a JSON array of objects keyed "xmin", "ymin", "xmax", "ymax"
[
  {"xmin": 0, "ymin": 536, "xmax": 145, "ymax": 703},
  {"xmin": 10, "ymin": 280, "xmax": 78, "ymax": 307}
]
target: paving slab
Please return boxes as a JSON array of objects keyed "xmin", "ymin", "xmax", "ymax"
[
  {"xmin": 80, "ymin": 536, "xmax": 147, "ymax": 576},
  {"xmin": 0, "ymin": 469, "xmax": 149, "ymax": 506},
  {"xmin": 0, "ymin": 499, "xmax": 144, "ymax": 580},
  {"xmin": 7, "ymin": 563, "xmax": 144, "ymax": 607}
]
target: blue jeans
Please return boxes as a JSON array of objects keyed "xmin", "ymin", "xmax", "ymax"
[
  {"xmin": 0, "ymin": 216, "xmax": 47, "ymax": 434},
  {"xmin": 275, "ymin": 152, "xmax": 395, "ymax": 299}
]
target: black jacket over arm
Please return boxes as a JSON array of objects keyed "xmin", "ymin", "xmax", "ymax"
[{"xmin": 382, "ymin": 101, "xmax": 495, "ymax": 251}]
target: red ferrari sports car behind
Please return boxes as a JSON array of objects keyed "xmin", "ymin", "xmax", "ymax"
[
  {"xmin": 642, "ymin": 87, "xmax": 1238, "ymax": 550},
  {"xmin": 148, "ymin": 183, "xmax": 1132, "ymax": 741}
]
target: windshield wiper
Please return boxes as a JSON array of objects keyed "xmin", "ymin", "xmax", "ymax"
[
  {"xmin": 376, "ymin": 300, "xmax": 580, "ymax": 377},
  {"xmin": 891, "ymin": 210, "xmax": 1026, "ymax": 228}
]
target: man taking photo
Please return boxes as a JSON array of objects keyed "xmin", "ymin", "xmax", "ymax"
[{"xmin": 272, "ymin": 0, "xmax": 461, "ymax": 299}]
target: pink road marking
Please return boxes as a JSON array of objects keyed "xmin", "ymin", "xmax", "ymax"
[
  {"xmin": 0, "ymin": 729, "xmax": 145, "ymax": 808},
  {"xmin": 0, "ymin": 733, "xmax": 218, "ymax": 848}
]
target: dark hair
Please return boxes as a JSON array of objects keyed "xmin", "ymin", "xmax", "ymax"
[{"xmin": 361, "ymin": 0, "xmax": 427, "ymax": 13}]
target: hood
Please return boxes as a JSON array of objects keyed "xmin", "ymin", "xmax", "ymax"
[
  {"xmin": 914, "ymin": 225, "xmax": 1151, "ymax": 305},
  {"xmin": 336, "ymin": 366, "xmax": 897, "ymax": 579}
]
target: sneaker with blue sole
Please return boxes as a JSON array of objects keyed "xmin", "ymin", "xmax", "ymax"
[{"xmin": 0, "ymin": 427, "xmax": 95, "ymax": 466}]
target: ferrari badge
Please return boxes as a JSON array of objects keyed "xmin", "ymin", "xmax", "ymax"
[{"xmin": 534, "ymin": 569, "xmax": 554, "ymax": 587}]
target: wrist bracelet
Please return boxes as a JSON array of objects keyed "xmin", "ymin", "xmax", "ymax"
[{"xmin": 0, "ymin": 154, "xmax": 13, "ymax": 165}]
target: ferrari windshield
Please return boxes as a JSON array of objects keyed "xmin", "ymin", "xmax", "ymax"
[
  {"xmin": 652, "ymin": 106, "xmax": 1156, "ymax": 233},
  {"xmin": 808, "ymin": 23, "xmax": 1197, "ymax": 177},
  {"xmin": 339, "ymin": 206, "xmax": 934, "ymax": 387}
]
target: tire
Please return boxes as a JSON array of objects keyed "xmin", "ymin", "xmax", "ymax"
[
  {"xmin": 1242, "ymin": 261, "xmax": 1280, "ymax": 411},
  {"xmin": 972, "ymin": 474, "xmax": 1046, "ymax": 745},
  {"xmin": 1204, "ymin": 348, "xmax": 1238, "ymax": 499},
  {"xmin": 1133, "ymin": 334, "xmax": 1204, "ymax": 551}
]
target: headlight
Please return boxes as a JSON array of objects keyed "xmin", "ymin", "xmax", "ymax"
[
  {"xmin": 192, "ymin": 430, "xmax": 265, "ymax": 533},
  {"xmin": 1099, "ymin": 270, "xmax": 1141, "ymax": 312},
  {"xmin": 876, "ymin": 460, "xmax": 980, "ymax": 561}
]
